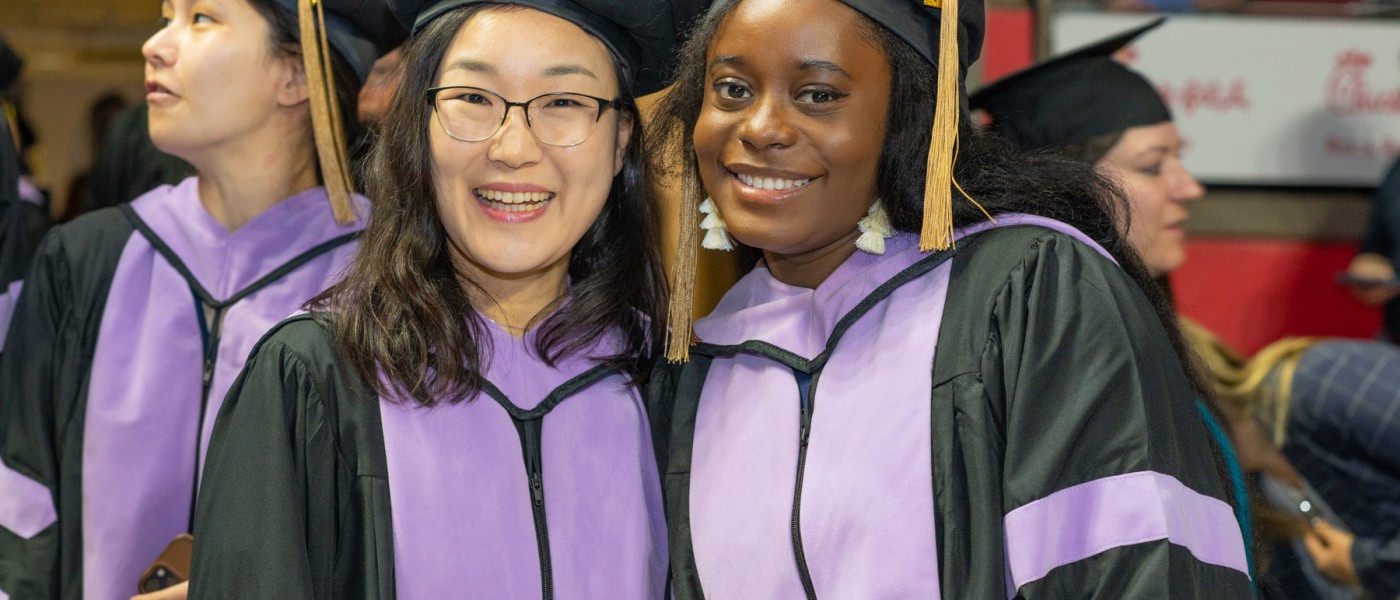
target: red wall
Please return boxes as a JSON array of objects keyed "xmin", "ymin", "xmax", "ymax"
[
  {"xmin": 1172, "ymin": 238, "xmax": 1382, "ymax": 355},
  {"xmin": 983, "ymin": 9, "xmax": 1035, "ymax": 83}
]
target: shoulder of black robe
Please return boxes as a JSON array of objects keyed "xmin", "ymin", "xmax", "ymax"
[
  {"xmin": 190, "ymin": 314, "xmax": 395, "ymax": 600},
  {"xmin": 0, "ymin": 207, "xmax": 137, "ymax": 600},
  {"xmin": 929, "ymin": 225, "xmax": 1251, "ymax": 598}
]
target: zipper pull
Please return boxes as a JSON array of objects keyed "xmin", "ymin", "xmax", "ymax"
[
  {"xmin": 530, "ymin": 472, "xmax": 544, "ymax": 506},
  {"xmin": 799, "ymin": 409, "xmax": 812, "ymax": 447}
]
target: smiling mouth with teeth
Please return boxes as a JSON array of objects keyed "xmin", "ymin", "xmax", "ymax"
[
  {"xmin": 732, "ymin": 171, "xmax": 813, "ymax": 191},
  {"xmin": 475, "ymin": 189, "xmax": 556, "ymax": 212}
]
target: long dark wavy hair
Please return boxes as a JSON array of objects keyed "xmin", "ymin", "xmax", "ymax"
[
  {"xmin": 650, "ymin": 1, "xmax": 1212, "ymax": 401},
  {"xmin": 310, "ymin": 4, "xmax": 666, "ymax": 405},
  {"xmin": 247, "ymin": 0, "xmax": 362, "ymax": 174}
]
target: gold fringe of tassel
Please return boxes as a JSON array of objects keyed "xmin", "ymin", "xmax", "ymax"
[
  {"xmin": 299, "ymin": 0, "xmax": 357, "ymax": 224},
  {"xmin": 665, "ymin": 177, "xmax": 702, "ymax": 363},
  {"xmin": 919, "ymin": 0, "xmax": 960, "ymax": 252}
]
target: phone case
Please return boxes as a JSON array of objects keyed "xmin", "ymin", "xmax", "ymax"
[{"xmin": 138, "ymin": 533, "xmax": 193, "ymax": 593}]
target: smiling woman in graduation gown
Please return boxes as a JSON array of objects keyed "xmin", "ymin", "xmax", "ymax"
[
  {"xmin": 0, "ymin": 1, "xmax": 401, "ymax": 598},
  {"xmin": 187, "ymin": 1, "xmax": 680, "ymax": 598},
  {"xmin": 646, "ymin": 0, "xmax": 1254, "ymax": 597}
]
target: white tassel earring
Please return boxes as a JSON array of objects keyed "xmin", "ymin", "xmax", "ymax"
[
  {"xmin": 699, "ymin": 197, "xmax": 735, "ymax": 251},
  {"xmin": 855, "ymin": 200, "xmax": 894, "ymax": 255}
]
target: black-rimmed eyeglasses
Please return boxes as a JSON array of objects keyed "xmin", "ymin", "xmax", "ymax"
[{"xmin": 426, "ymin": 86, "xmax": 621, "ymax": 147}]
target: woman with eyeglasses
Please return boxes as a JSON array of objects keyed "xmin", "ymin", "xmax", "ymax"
[
  {"xmin": 187, "ymin": 1, "xmax": 679, "ymax": 597},
  {"xmin": 0, "ymin": 1, "xmax": 399, "ymax": 597}
]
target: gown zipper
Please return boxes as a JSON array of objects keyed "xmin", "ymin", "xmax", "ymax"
[
  {"xmin": 791, "ymin": 370, "xmax": 820, "ymax": 600},
  {"xmin": 188, "ymin": 295, "xmax": 225, "ymax": 531},
  {"xmin": 516, "ymin": 418, "xmax": 555, "ymax": 600}
]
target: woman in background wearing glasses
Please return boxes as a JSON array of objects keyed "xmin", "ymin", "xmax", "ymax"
[{"xmin": 186, "ymin": 0, "xmax": 679, "ymax": 597}]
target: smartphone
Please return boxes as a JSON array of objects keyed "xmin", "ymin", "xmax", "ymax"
[{"xmin": 138, "ymin": 534, "xmax": 193, "ymax": 594}]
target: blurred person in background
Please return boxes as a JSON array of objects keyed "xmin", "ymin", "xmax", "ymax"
[
  {"xmin": 59, "ymin": 93, "xmax": 129, "ymax": 222},
  {"xmin": 975, "ymin": 18, "xmax": 1399, "ymax": 600},
  {"xmin": 0, "ymin": 34, "xmax": 51, "ymax": 254},
  {"xmin": 84, "ymin": 101, "xmax": 195, "ymax": 213}
]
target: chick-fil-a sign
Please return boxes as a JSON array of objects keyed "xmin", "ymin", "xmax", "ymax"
[
  {"xmin": 1050, "ymin": 13, "xmax": 1400, "ymax": 187},
  {"xmin": 1325, "ymin": 50, "xmax": 1400, "ymax": 117}
]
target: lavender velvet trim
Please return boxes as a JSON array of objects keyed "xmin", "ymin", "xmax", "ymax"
[
  {"xmin": 0, "ymin": 459, "xmax": 56, "ymax": 539},
  {"xmin": 1002, "ymin": 470, "xmax": 1250, "ymax": 596},
  {"xmin": 0, "ymin": 279, "xmax": 20, "ymax": 352}
]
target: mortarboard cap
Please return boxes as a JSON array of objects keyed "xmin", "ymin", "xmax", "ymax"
[
  {"xmin": 271, "ymin": 0, "xmax": 407, "ymax": 84},
  {"xmin": 390, "ymin": 0, "xmax": 680, "ymax": 96},
  {"xmin": 835, "ymin": 0, "xmax": 984, "ymax": 89},
  {"xmin": 971, "ymin": 17, "xmax": 1168, "ymax": 154}
]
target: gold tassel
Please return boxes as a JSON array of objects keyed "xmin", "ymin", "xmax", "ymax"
[
  {"xmin": 665, "ymin": 176, "xmax": 702, "ymax": 362},
  {"xmin": 299, "ymin": 0, "xmax": 357, "ymax": 224},
  {"xmin": 919, "ymin": 0, "xmax": 960, "ymax": 252}
]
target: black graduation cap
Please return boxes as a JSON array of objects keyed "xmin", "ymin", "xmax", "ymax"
[
  {"xmin": 971, "ymin": 17, "xmax": 1168, "ymax": 154},
  {"xmin": 837, "ymin": 0, "xmax": 984, "ymax": 88},
  {"xmin": 270, "ymin": 0, "xmax": 407, "ymax": 84},
  {"xmin": 389, "ymin": 0, "xmax": 680, "ymax": 96},
  {"xmin": 836, "ymin": 0, "xmax": 987, "ymax": 254}
]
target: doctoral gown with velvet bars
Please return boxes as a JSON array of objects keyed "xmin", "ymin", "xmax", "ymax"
[
  {"xmin": 652, "ymin": 215, "xmax": 1256, "ymax": 599},
  {"xmin": 186, "ymin": 314, "xmax": 668, "ymax": 600},
  {"xmin": 0, "ymin": 177, "xmax": 365, "ymax": 600}
]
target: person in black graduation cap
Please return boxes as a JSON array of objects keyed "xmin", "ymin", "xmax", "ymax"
[
  {"xmin": 647, "ymin": 1, "xmax": 1253, "ymax": 597},
  {"xmin": 972, "ymin": 18, "xmax": 1205, "ymax": 280},
  {"xmin": 974, "ymin": 19, "xmax": 1400, "ymax": 599},
  {"xmin": 187, "ymin": 1, "xmax": 679, "ymax": 598},
  {"xmin": 0, "ymin": 1, "xmax": 400, "ymax": 598}
]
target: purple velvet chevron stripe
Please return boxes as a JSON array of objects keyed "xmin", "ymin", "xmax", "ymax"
[
  {"xmin": 958, "ymin": 213, "xmax": 1119, "ymax": 265},
  {"xmin": 0, "ymin": 458, "xmax": 55, "ymax": 539},
  {"xmin": 0, "ymin": 279, "xmax": 20, "ymax": 352},
  {"xmin": 1002, "ymin": 470, "xmax": 1249, "ymax": 597}
]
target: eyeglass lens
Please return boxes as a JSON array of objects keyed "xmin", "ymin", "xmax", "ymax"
[{"xmin": 434, "ymin": 88, "xmax": 604, "ymax": 147}]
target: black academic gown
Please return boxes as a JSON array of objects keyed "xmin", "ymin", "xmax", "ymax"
[
  {"xmin": 0, "ymin": 179, "xmax": 363, "ymax": 600},
  {"xmin": 188, "ymin": 314, "xmax": 667, "ymax": 600},
  {"xmin": 654, "ymin": 220, "xmax": 1255, "ymax": 599}
]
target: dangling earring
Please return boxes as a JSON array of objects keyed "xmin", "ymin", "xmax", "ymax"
[
  {"xmin": 855, "ymin": 200, "xmax": 894, "ymax": 255},
  {"xmin": 699, "ymin": 197, "xmax": 735, "ymax": 251}
]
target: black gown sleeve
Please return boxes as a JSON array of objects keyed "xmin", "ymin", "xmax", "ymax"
[
  {"xmin": 189, "ymin": 322, "xmax": 339, "ymax": 600},
  {"xmin": 0, "ymin": 227, "xmax": 69, "ymax": 599},
  {"xmin": 191, "ymin": 316, "xmax": 393, "ymax": 600},
  {"xmin": 931, "ymin": 227, "xmax": 1254, "ymax": 599},
  {"xmin": 0, "ymin": 208, "xmax": 136, "ymax": 599},
  {"xmin": 990, "ymin": 232, "xmax": 1253, "ymax": 598}
]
